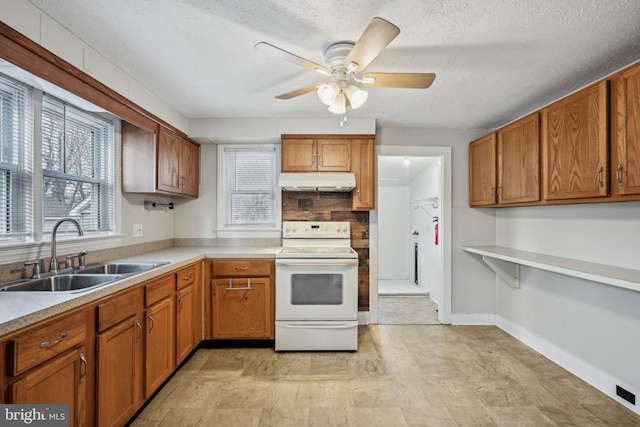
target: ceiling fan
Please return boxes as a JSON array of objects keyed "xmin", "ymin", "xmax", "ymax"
[{"xmin": 255, "ymin": 17, "xmax": 435, "ymax": 125}]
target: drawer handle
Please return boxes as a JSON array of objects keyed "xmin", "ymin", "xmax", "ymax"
[
  {"xmin": 182, "ymin": 275, "xmax": 192, "ymax": 281},
  {"xmin": 40, "ymin": 331, "xmax": 69, "ymax": 348},
  {"xmin": 225, "ymin": 278, "xmax": 252, "ymax": 291},
  {"xmin": 234, "ymin": 267, "xmax": 249, "ymax": 271},
  {"xmin": 79, "ymin": 352, "xmax": 88, "ymax": 383}
]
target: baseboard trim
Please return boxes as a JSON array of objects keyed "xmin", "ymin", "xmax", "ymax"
[
  {"xmin": 496, "ymin": 315, "xmax": 639, "ymax": 416},
  {"xmin": 358, "ymin": 311, "xmax": 369, "ymax": 325}
]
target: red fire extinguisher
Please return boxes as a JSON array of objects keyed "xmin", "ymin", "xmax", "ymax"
[{"xmin": 434, "ymin": 218, "xmax": 439, "ymax": 246}]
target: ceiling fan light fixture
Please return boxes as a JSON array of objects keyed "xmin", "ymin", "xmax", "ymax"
[
  {"xmin": 345, "ymin": 85, "xmax": 368, "ymax": 109},
  {"xmin": 328, "ymin": 90, "xmax": 346, "ymax": 114},
  {"xmin": 317, "ymin": 82, "xmax": 339, "ymax": 106}
]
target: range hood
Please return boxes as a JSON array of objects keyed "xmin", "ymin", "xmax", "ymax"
[{"xmin": 279, "ymin": 172, "xmax": 356, "ymax": 192}]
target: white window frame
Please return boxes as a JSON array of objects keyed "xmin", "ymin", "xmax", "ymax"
[
  {"xmin": 0, "ymin": 66, "xmax": 123, "ymax": 264},
  {"xmin": 216, "ymin": 143, "xmax": 281, "ymax": 239}
]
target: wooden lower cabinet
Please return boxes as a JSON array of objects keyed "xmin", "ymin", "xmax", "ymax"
[
  {"xmin": 11, "ymin": 346, "xmax": 88, "ymax": 427},
  {"xmin": 176, "ymin": 283, "xmax": 198, "ymax": 363},
  {"xmin": 211, "ymin": 277, "xmax": 273, "ymax": 339},
  {"xmin": 144, "ymin": 297, "xmax": 175, "ymax": 398},
  {"xmin": 96, "ymin": 315, "xmax": 143, "ymax": 427}
]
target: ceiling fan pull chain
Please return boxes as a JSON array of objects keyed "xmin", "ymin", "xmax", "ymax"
[{"xmin": 340, "ymin": 114, "xmax": 348, "ymax": 128}]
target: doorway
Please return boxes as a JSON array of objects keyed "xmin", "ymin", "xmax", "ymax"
[{"xmin": 369, "ymin": 146, "xmax": 452, "ymax": 325}]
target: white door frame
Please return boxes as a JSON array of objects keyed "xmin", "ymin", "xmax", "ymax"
[{"xmin": 369, "ymin": 145, "xmax": 452, "ymax": 324}]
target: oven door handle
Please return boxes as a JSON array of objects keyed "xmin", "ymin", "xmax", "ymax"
[
  {"xmin": 275, "ymin": 258, "xmax": 358, "ymax": 266},
  {"xmin": 277, "ymin": 323, "xmax": 356, "ymax": 329}
]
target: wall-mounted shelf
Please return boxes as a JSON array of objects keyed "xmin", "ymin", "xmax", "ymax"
[{"xmin": 462, "ymin": 245, "xmax": 640, "ymax": 293}]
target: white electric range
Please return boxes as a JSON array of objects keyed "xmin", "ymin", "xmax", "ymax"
[{"xmin": 275, "ymin": 221, "xmax": 359, "ymax": 351}]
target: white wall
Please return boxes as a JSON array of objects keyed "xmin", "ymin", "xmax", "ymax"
[
  {"xmin": 409, "ymin": 162, "xmax": 442, "ymax": 301},
  {"xmin": 495, "ymin": 202, "xmax": 640, "ymax": 411},
  {"xmin": 378, "ymin": 185, "xmax": 411, "ymax": 279},
  {"xmin": 2, "ymin": 0, "xmax": 188, "ymax": 132}
]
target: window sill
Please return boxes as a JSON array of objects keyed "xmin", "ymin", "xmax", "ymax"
[{"xmin": 0, "ymin": 234, "xmax": 125, "ymax": 264}]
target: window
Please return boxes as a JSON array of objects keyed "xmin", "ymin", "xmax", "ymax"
[
  {"xmin": 217, "ymin": 145, "xmax": 280, "ymax": 237},
  {"xmin": 41, "ymin": 95, "xmax": 114, "ymax": 235},
  {"xmin": 0, "ymin": 67, "xmax": 116, "ymax": 251},
  {"xmin": 0, "ymin": 74, "xmax": 33, "ymax": 243}
]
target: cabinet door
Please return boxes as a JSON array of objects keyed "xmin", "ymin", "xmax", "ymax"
[
  {"xmin": 180, "ymin": 139, "xmax": 200, "ymax": 197},
  {"xmin": 97, "ymin": 317, "xmax": 143, "ymax": 427},
  {"xmin": 11, "ymin": 347, "xmax": 87, "ymax": 427},
  {"xmin": 316, "ymin": 139, "xmax": 351, "ymax": 171},
  {"xmin": 144, "ymin": 298, "xmax": 175, "ymax": 398},
  {"xmin": 211, "ymin": 277, "xmax": 273, "ymax": 339},
  {"xmin": 612, "ymin": 64, "xmax": 640, "ymax": 196},
  {"xmin": 542, "ymin": 81, "xmax": 608, "ymax": 200},
  {"xmin": 352, "ymin": 138, "xmax": 376, "ymax": 210},
  {"xmin": 157, "ymin": 128, "xmax": 182, "ymax": 193},
  {"xmin": 282, "ymin": 138, "xmax": 316, "ymax": 171},
  {"xmin": 469, "ymin": 133, "xmax": 497, "ymax": 206},
  {"xmin": 497, "ymin": 113, "xmax": 540, "ymax": 204},
  {"xmin": 176, "ymin": 284, "xmax": 198, "ymax": 363}
]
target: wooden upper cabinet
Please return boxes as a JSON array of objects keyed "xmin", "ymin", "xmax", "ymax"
[
  {"xmin": 122, "ymin": 122, "xmax": 200, "ymax": 197},
  {"xmin": 282, "ymin": 138, "xmax": 316, "ymax": 171},
  {"xmin": 541, "ymin": 81, "xmax": 609, "ymax": 200},
  {"xmin": 469, "ymin": 133, "xmax": 497, "ymax": 206},
  {"xmin": 352, "ymin": 138, "xmax": 376, "ymax": 210},
  {"xmin": 497, "ymin": 113, "xmax": 540, "ymax": 204},
  {"xmin": 611, "ymin": 63, "xmax": 640, "ymax": 196},
  {"xmin": 316, "ymin": 139, "xmax": 351, "ymax": 171},
  {"xmin": 281, "ymin": 136, "xmax": 351, "ymax": 172}
]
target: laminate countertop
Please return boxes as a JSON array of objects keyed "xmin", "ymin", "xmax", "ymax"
[{"xmin": 0, "ymin": 246, "xmax": 281, "ymax": 336}]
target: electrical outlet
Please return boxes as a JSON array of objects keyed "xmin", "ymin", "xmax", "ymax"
[
  {"xmin": 133, "ymin": 224, "xmax": 143, "ymax": 238},
  {"xmin": 616, "ymin": 385, "xmax": 636, "ymax": 405}
]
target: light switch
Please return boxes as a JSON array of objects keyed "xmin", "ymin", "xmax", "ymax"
[{"xmin": 133, "ymin": 224, "xmax": 143, "ymax": 237}]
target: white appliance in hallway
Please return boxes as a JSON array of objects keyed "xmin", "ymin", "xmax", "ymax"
[{"xmin": 275, "ymin": 221, "xmax": 359, "ymax": 351}]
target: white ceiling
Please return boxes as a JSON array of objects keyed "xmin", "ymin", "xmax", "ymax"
[
  {"xmin": 27, "ymin": 0, "xmax": 640, "ymax": 130},
  {"xmin": 378, "ymin": 156, "xmax": 435, "ymax": 186}
]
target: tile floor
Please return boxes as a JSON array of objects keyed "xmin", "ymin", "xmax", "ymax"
[
  {"xmin": 378, "ymin": 296, "xmax": 440, "ymax": 325},
  {"xmin": 129, "ymin": 325, "xmax": 640, "ymax": 426}
]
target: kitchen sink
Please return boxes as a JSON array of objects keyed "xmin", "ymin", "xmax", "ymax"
[
  {"xmin": 73, "ymin": 262, "xmax": 169, "ymax": 275},
  {"xmin": 0, "ymin": 274, "xmax": 122, "ymax": 292}
]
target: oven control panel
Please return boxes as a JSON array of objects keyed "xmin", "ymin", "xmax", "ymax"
[{"xmin": 282, "ymin": 221, "xmax": 350, "ymax": 238}]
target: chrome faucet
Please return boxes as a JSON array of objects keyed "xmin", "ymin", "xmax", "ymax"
[{"xmin": 50, "ymin": 218, "xmax": 84, "ymax": 273}]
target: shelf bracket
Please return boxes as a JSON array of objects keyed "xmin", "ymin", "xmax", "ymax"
[{"xmin": 482, "ymin": 256, "xmax": 520, "ymax": 289}]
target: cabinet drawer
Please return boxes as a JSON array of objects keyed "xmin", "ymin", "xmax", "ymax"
[
  {"xmin": 176, "ymin": 264, "xmax": 197, "ymax": 290},
  {"xmin": 212, "ymin": 260, "xmax": 272, "ymax": 277},
  {"xmin": 11, "ymin": 310, "xmax": 86, "ymax": 376},
  {"xmin": 145, "ymin": 274, "xmax": 175, "ymax": 306},
  {"xmin": 97, "ymin": 287, "xmax": 143, "ymax": 332}
]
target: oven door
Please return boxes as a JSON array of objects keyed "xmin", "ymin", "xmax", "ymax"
[{"xmin": 275, "ymin": 258, "xmax": 358, "ymax": 321}]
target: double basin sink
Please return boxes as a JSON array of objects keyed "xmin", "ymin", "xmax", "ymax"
[{"xmin": 0, "ymin": 262, "xmax": 169, "ymax": 293}]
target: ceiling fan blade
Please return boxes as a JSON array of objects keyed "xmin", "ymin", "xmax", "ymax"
[
  {"xmin": 344, "ymin": 17, "xmax": 400, "ymax": 73},
  {"xmin": 255, "ymin": 42, "xmax": 330, "ymax": 75},
  {"xmin": 275, "ymin": 83, "xmax": 323, "ymax": 100},
  {"xmin": 362, "ymin": 72, "xmax": 436, "ymax": 89}
]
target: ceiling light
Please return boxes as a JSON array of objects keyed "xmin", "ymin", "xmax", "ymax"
[
  {"xmin": 328, "ymin": 90, "xmax": 346, "ymax": 114},
  {"xmin": 403, "ymin": 157, "xmax": 410, "ymax": 166},
  {"xmin": 317, "ymin": 82, "xmax": 339, "ymax": 106},
  {"xmin": 345, "ymin": 85, "xmax": 368, "ymax": 109}
]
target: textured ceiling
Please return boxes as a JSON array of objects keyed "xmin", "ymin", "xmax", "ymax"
[{"xmin": 27, "ymin": 0, "xmax": 640, "ymax": 130}]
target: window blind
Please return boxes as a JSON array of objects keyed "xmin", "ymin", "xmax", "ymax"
[
  {"xmin": 41, "ymin": 95, "xmax": 114, "ymax": 234},
  {"xmin": 224, "ymin": 148, "xmax": 276, "ymax": 226},
  {"xmin": 0, "ymin": 75, "xmax": 33, "ymax": 242}
]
